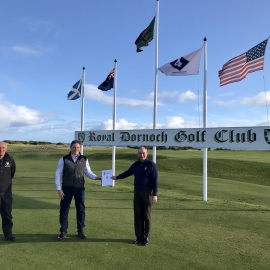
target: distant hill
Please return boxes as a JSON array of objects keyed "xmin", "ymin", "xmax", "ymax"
[{"xmin": 3, "ymin": 140, "xmax": 66, "ymax": 146}]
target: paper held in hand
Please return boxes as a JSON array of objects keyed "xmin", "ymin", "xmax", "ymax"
[{"xmin": 101, "ymin": 169, "xmax": 114, "ymax": 186}]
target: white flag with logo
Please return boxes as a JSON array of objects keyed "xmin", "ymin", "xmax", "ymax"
[{"xmin": 159, "ymin": 47, "xmax": 203, "ymax": 76}]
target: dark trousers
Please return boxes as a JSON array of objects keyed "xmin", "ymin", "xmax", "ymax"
[
  {"xmin": 0, "ymin": 188, "xmax": 13, "ymax": 236},
  {"xmin": 133, "ymin": 189, "xmax": 152, "ymax": 239},
  {"xmin": 59, "ymin": 186, "xmax": 85, "ymax": 233}
]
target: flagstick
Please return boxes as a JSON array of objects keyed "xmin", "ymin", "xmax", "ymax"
[
  {"xmin": 203, "ymin": 38, "xmax": 208, "ymax": 201},
  {"xmin": 81, "ymin": 67, "xmax": 85, "ymax": 155},
  {"xmin": 112, "ymin": 59, "xmax": 117, "ymax": 186},
  {"xmin": 152, "ymin": 0, "xmax": 159, "ymax": 163}
]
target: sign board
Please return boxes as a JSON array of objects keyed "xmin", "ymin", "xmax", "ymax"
[{"xmin": 75, "ymin": 126, "xmax": 270, "ymax": 150}]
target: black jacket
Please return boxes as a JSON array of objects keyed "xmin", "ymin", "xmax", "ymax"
[{"xmin": 0, "ymin": 153, "xmax": 16, "ymax": 192}]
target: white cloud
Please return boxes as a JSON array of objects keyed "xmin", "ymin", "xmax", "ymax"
[
  {"xmin": 85, "ymin": 85, "xmax": 198, "ymax": 107},
  {"xmin": 11, "ymin": 45, "xmax": 41, "ymax": 56},
  {"xmin": 149, "ymin": 90, "xmax": 178, "ymax": 102},
  {"xmin": 0, "ymin": 96, "xmax": 47, "ymax": 129},
  {"xmin": 178, "ymin": 90, "xmax": 198, "ymax": 102},
  {"xmin": 241, "ymin": 91, "xmax": 270, "ymax": 106},
  {"xmin": 162, "ymin": 116, "xmax": 198, "ymax": 129},
  {"xmin": 93, "ymin": 119, "xmax": 153, "ymax": 130},
  {"xmin": 1, "ymin": 44, "xmax": 54, "ymax": 57},
  {"xmin": 90, "ymin": 116, "xmax": 198, "ymax": 131},
  {"xmin": 20, "ymin": 16, "xmax": 60, "ymax": 34},
  {"xmin": 162, "ymin": 116, "xmax": 185, "ymax": 128},
  {"xmin": 148, "ymin": 90, "xmax": 198, "ymax": 104},
  {"xmin": 212, "ymin": 99, "xmax": 238, "ymax": 106},
  {"xmin": 209, "ymin": 117, "xmax": 265, "ymax": 128},
  {"xmin": 212, "ymin": 91, "xmax": 270, "ymax": 107},
  {"xmin": 84, "ymin": 84, "xmax": 157, "ymax": 107},
  {"xmin": 129, "ymin": 88, "xmax": 140, "ymax": 94},
  {"xmin": 216, "ymin": 92, "xmax": 234, "ymax": 97}
]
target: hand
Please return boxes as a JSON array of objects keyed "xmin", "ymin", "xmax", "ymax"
[
  {"xmin": 96, "ymin": 176, "xmax": 101, "ymax": 180},
  {"xmin": 58, "ymin": 190, "xmax": 65, "ymax": 200},
  {"xmin": 152, "ymin": 196, "xmax": 157, "ymax": 204},
  {"xmin": 111, "ymin": 176, "xmax": 117, "ymax": 180}
]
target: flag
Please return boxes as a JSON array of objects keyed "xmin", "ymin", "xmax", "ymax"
[
  {"xmin": 135, "ymin": 17, "xmax": 155, "ymax": 52},
  {"xmin": 98, "ymin": 69, "xmax": 114, "ymax": 91},
  {"xmin": 67, "ymin": 79, "xmax": 82, "ymax": 100},
  {"xmin": 218, "ymin": 39, "xmax": 268, "ymax": 87},
  {"xmin": 158, "ymin": 47, "xmax": 203, "ymax": 76}
]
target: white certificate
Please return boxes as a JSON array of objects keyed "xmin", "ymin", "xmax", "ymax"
[{"xmin": 101, "ymin": 169, "xmax": 113, "ymax": 186}]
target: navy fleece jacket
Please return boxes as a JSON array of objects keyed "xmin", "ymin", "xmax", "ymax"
[{"xmin": 116, "ymin": 158, "xmax": 158, "ymax": 196}]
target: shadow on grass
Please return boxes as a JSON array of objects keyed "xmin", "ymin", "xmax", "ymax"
[
  {"xmin": 14, "ymin": 183, "xmax": 54, "ymax": 185},
  {"xmin": 0, "ymin": 234, "xmax": 132, "ymax": 244},
  {"xmin": 12, "ymin": 194, "xmax": 269, "ymax": 212},
  {"xmin": 13, "ymin": 194, "xmax": 59, "ymax": 209},
  {"xmin": 86, "ymin": 190, "xmax": 133, "ymax": 194},
  {"xmin": 13, "ymin": 194, "xmax": 133, "ymax": 210},
  {"xmin": 153, "ymin": 207, "xmax": 270, "ymax": 212}
]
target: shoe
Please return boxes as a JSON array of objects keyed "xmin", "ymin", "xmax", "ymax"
[
  {"xmin": 143, "ymin": 237, "xmax": 149, "ymax": 246},
  {"xmin": 5, "ymin": 234, "xmax": 16, "ymax": 241},
  {"xmin": 78, "ymin": 230, "xmax": 87, "ymax": 239},
  {"xmin": 133, "ymin": 238, "xmax": 143, "ymax": 244},
  {"xmin": 58, "ymin": 232, "xmax": 66, "ymax": 240}
]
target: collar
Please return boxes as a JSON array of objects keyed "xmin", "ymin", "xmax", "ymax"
[
  {"xmin": 139, "ymin": 158, "xmax": 148, "ymax": 164},
  {"xmin": 69, "ymin": 151, "xmax": 81, "ymax": 159}
]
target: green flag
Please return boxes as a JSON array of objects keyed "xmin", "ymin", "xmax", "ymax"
[{"xmin": 135, "ymin": 16, "xmax": 155, "ymax": 52}]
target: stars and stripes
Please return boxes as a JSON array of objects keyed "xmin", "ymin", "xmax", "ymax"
[
  {"xmin": 67, "ymin": 79, "xmax": 82, "ymax": 100},
  {"xmin": 218, "ymin": 39, "xmax": 268, "ymax": 87}
]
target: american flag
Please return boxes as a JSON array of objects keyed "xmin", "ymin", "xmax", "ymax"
[{"xmin": 218, "ymin": 39, "xmax": 268, "ymax": 87}]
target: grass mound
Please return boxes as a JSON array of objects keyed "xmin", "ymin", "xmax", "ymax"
[{"xmin": 157, "ymin": 157, "xmax": 270, "ymax": 186}]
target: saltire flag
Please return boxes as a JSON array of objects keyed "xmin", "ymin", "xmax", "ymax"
[
  {"xmin": 158, "ymin": 47, "xmax": 203, "ymax": 76},
  {"xmin": 98, "ymin": 69, "xmax": 114, "ymax": 91},
  {"xmin": 67, "ymin": 79, "xmax": 82, "ymax": 100},
  {"xmin": 135, "ymin": 16, "xmax": 155, "ymax": 52},
  {"xmin": 218, "ymin": 39, "xmax": 268, "ymax": 87}
]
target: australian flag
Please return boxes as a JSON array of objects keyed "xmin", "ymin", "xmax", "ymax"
[
  {"xmin": 98, "ymin": 69, "xmax": 114, "ymax": 91},
  {"xmin": 67, "ymin": 79, "xmax": 82, "ymax": 100}
]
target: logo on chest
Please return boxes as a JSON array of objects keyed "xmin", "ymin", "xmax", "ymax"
[{"xmin": 5, "ymin": 162, "xmax": 10, "ymax": 167}]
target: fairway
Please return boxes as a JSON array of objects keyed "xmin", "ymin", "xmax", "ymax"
[{"xmin": 0, "ymin": 146, "xmax": 270, "ymax": 270}]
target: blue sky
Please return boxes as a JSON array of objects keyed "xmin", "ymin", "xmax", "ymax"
[{"xmin": 1, "ymin": 0, "xmax": 270, "ymax": 143}]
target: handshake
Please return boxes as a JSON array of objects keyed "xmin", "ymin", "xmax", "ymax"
[{"xmin": 95, "ymin": 175, "xmax": 116, "ymax": 180}]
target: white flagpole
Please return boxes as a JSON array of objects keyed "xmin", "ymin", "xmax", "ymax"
[
  {"xmin": 81, "ymin": 67, "xmax": 85, "ymax": 155},
  {"xmin": 203, "ymin": 38, "xmax": 208, "ymax": 201},
  {"xmin": 112, "ymin": 59, "xmax": 117, "ymax": 186},
  {"xmin": 152, "ymin": 0, "xmax": 159, "ymax": 163}
]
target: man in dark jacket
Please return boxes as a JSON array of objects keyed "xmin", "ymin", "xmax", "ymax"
[
  {"xmin": 112, "ymin": 146, "xmax": 158, "ymax": 246},
  {"xmin": 0, "ymin": 141, "xmax": 16, "ymax": 241},
  {"xmin": 55, "ymin": 140, "xmax": 101, "ymax": 240}
]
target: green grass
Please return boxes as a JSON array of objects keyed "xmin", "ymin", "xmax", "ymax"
[{"xmin": 0, "ymin": 148, "xmax": 270, "ymax": 270}]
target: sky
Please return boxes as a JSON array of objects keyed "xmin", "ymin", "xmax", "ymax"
[{"xmin": 1, "ymin": 0, "xmax": 270, "ymax": 144}]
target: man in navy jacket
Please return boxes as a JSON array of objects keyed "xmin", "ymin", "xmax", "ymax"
[{"xmin": 112, "ymin": 146, "xmax": 158, "ymax": 246}]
